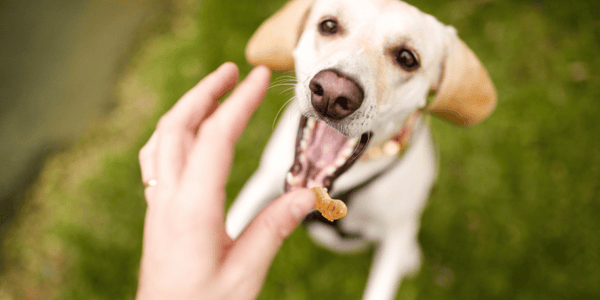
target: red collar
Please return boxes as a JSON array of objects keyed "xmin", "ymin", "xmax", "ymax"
[{"xmin": 361, "ymin": 110, "xmax": 423, "ymax": 161}]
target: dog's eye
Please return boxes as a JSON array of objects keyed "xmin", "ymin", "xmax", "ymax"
[
  {"xmin": 394, "ymin": 48, "xmax": 420, "ymax": 71},
  {"xmin": 318, "ymin": 18, "xmax": 339, "ymax": 36}
]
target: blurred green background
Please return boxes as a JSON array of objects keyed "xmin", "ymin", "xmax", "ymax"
[{"xmin": 0, "ymin": 0, "xmax": 598, "ymax": 299}]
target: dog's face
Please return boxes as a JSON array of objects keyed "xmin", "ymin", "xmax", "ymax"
[
  {"xmin": 293, "ymin": 0, "xmax": 448, "ymax": 138},
  {"xmin": 245, "ymin": 0, "xmax": 496, "ymax": 192}
]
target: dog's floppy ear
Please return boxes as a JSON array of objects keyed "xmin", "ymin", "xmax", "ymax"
[
  {"xmin": 246, "ymin": 0, "xmax": 313, "ymax": 71},
  {"xmin": 427, "ymin": 28, "xmax": 497, "ymax": 126}
]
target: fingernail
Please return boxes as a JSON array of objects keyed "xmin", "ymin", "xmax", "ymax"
[
  {"xmin": 215, "ymin": 62, "xmax": 236, "ymax": 75},
  {"xmin": 249, "ymin": 65, "xmax": 270, "ymax": 78},
  {"xmin": 219, "ymin": 61, "xmax": 234, "ymax": 69}
]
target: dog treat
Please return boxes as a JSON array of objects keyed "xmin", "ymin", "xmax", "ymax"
[{"xmin": 311, "ymin": 187, "xmax": 347, "ymax": 222}]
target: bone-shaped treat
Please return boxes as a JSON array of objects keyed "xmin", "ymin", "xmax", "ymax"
[{"xmin": 311, "ymin": 187, "xmax": 348, "ymax": 222}]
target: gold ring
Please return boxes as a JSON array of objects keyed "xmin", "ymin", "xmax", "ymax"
[{"xmin": 144, "ymin": 179, "xmax": 157, "ymax": 188}]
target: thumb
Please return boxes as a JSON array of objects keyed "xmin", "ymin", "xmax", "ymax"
[{"xmin": 223, "ymin": 189, "xmax": 315, "ymax": 280}]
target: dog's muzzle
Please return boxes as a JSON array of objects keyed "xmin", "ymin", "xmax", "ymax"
[{"xmin": 309, "ymin": 69, "xmax": 364, "ymax": 120}]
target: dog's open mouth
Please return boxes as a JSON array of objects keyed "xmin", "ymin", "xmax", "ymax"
[{"xmin": 284, "ymin": 115, "xmax": 371, "ymax": 192}]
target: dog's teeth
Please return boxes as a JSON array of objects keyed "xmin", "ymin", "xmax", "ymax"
[
  {"xmin": 299, "ymin": 153, "xmax": 307, "ymax": 163},
  {"xmin": 307, "ymin": 118, "xmax": 316, "ymax": 129},
  {"xmin": 286, "ymin": 172, "xmax": 299, "ymax": 185},
  {"xmin": 348, "ymin": 138, "xmax": 359, "ymax": 148},
  {"xmin": 341, "ymin": 146, "xmax": 354, "ymax": 158},
  {"xmin": 302, "ymin": 127, "xmax": 311, "ymax": 139},
  {"xmin": 334, "ymin": 157, "xmax": 347, "ymax": 167},
  {"xmin": 300, "ymin": 139, "xmax": 307, "ymax": 150},
  {"xmin": 324, "ymin": 165, "xmax": 336, "ymax": 175}
]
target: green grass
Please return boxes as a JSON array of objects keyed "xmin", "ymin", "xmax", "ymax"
[{"xmin": 1, "ymin": 0, "xmax": 599, "ymax": 299}]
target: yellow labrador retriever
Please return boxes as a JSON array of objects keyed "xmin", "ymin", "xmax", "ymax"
[{"xmin": 226, "ymin": 0, "xmax": 496, "ymax": 299}]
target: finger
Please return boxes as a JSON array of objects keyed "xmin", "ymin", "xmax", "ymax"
[
  {"xmin": 206, "ymin": 65, "xmax": 271, "ymax": 147},
  {"xmin": 161, "ymin": 66, "xmax": 271, "ymax": 257},
  {"xmin": 139, "ymin": 131, "xmax": 158, "ymax": 201},
  {"xmin": 139, "ymin": 131, "xmax": 158, "ymax": 181},
  {"xmin": 222, "ymin": 189, "xmax": 315, "ymax": 283},
  {"xmin": 182, "ymin": 66, "xmax": 271, "ymax": 204},
  {"xmin": 154, "ymin": 63, "xmax": 240, "ymax": 192},
  {"xmin": 169, "ymin": 62, "xmax": 239, "ymax": 133}
]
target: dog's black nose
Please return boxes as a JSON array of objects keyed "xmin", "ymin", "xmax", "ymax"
[{"xmin": 309, "ymin": 69, "xmax": 364, "ymax": 120}]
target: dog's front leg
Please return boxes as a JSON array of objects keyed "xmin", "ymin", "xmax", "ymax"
[
  {"xmin": 226, "ymin": 107, "xmax": 300, "ymax": 239},
  {"xmin": 362, "ymin": 222, "xmax": 422, "ymax": 300}
]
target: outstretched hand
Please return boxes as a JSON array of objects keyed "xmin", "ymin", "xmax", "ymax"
[{"xmin": 137, "ymin": 62, "xmax": 315, "ymax": 300}]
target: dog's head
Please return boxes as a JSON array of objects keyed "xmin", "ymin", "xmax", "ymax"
[
  {"xmin": 247, "ymin": 0, "xmax": 496, "ymax": 135},
  {"xmin": 247, "ymin": 0, "xmax": 496, "ymax": 191}
]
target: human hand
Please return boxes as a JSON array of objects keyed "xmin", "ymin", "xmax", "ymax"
[{"xmin": 136, "ymin": 62, "xmax": 316, "ymax": 300}]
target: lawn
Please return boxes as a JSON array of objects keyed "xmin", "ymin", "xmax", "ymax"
[{"xmin": 1, "ymin": 0, "xmax": 599, "ymax": 299}]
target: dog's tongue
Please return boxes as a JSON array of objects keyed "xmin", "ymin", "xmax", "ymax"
[
  {"xmin": 306, "ymin": 121, "xmax": 348, "ymax": 168},
  {"xmin": 285, "ymin": 116, "xmax": 368, "ymax": 193}
]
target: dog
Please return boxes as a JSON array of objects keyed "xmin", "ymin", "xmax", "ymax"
[{"xmin": 225, "ymin": 0, "xmax": 496, "ymax": 299}]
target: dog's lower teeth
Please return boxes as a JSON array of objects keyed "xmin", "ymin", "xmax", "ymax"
[
  {"xmin": 299, "ymin": 153, "xmax": 307, "ymax": 163},
  {"xmin": 300, "ymin": 139, "xmax": 308, "ymax": 150},
  {"xmin": 325, "ymin": 165, "xmax": 336, "ymax": 175},
  {"xmin": 341, "ymin": 147, "xmax": 354, "ymax": 158},
  {"xmin": 307, "ymin": 118, "xmax": 316, "ymax": 129},
  {"xmin": 286, "ymin": 172, "xmax": 299, "ymax": 185},
  {"xmin": 303, "ymin": 127, "xmax": 311, "ymax": 139},
  {"xmin": 348, "ymin": 138, "xmax": 359, "ymax": 148},
  {"xmin": 334, "ymin": 157, "xmax": 347, "ymax": 167}
]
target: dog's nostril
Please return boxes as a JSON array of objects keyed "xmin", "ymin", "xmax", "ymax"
[
  {"xmin": 335, "ymin": 97, "xmax": 349, "ymax": 110},
  {"xmin": 311, "ymin": 82, "xmax": 324, "ymax": 96}
]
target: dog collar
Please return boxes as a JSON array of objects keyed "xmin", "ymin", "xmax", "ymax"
[{"xmin": 360, "ymin": 110, "xmax": 423, "ymax": 161}]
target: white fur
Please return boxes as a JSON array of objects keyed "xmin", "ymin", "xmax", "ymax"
[{"xmin": 227, "ymin": 1, "xmax": 457, "ymax": 299}]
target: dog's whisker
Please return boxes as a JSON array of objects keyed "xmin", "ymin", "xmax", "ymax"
[
  {"xmin": 269, "ymin": 82, "xmax": 295, "ymax": 88},
  {"xmin": 267, "ymin": 71, "xmax": 301, "ymax": 132},
  {"xmin": 279, "ymin": 85, "xmax": 296, "ymax": 95},
  {"xmin": 288, "ymin": 100, "xmax": 301, "ymax": 131},
  {"xmin": 269, "ymin": 77, "xmax": 298, "ymax": 92},
  {"xmin": 273, "ymin": 82, "xmax": 297, "ymax": 88},
  {"xmin": 273, "ymin": 83, "xmax": 297, "ymax": 96},
  {"xmin": 268, "ymin": 86, "xmax": 294, "ymax": 95},
  {"xmin": 271, "ymin": 76, "xmax": 297, "ymax": 83},
  {"xmin": 277, "ymin": 72, "xmax": 297, "ymax": 82},
  {"xmin": 274, "ymin": 74, "xmax": 297, "ymax": 80},
  {"xmin": 272, "ymin": 96, "xmax": 296, "ymax": 131},
  {"xmin": 275, "ymin": 76, "xmax": 297, "ymax": 81},
  {"xmin": 277, "ymin": 89, "xmax": 292, "ymax": 96},
  {"xmin": 270, "ymin": 80, "xmax": 296, "ymax": 86},
  {"xmin": 269, "ymin": 83, "xmax": 296, "ymax": 90},
  {"xmin": 269, "ymin": 80, "xmax": 296, "ymax": 87},
  {"xmin": 270, "ymin": 78, "xmax": 297, "ymax": 86}
]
